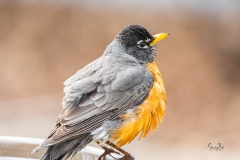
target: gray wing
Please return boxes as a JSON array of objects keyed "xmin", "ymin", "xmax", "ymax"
[{"xmin": 36, "ymin": 57, "xmax": 154, "ymax": 150}]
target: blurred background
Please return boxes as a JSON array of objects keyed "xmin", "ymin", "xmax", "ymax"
[{"xmin": 0, "ymin": 0, "xmax": 240, "ymax": 159}]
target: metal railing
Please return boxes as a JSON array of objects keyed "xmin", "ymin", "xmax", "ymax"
[{"xmin": 0, "ymin": 136, "xmax": 104, "ymax": 160}]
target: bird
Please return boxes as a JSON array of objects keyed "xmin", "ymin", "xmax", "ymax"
[{"xmin": 32, "ymin": 24, "xmax": 169, "ymax": 160}]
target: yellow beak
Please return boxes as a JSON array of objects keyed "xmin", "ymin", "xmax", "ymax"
[{"xmin": 150, "ymin": 33, "xmax": 170, "ymax": 46}]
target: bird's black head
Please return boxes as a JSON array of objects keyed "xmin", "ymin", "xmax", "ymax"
[{"xmin": 115, "ymin": 24, "xmax": 156, "ymax": 64}]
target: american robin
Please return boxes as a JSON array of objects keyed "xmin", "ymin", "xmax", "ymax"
[{"xmin": 32, "ymin": 24, "xmax": 169, "ymax": 160}]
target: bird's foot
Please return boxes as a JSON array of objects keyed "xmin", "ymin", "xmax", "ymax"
[
  {"xmin": 98, "ymin": 146, "xmax": 134, "ymax": 160},
  {"xmin": 118, "ymin": 153, "xmax": 135, "ymax": 160},
  {"xmin": 98, "ymin": 146, "xmax": 121, "ymax": 160}
]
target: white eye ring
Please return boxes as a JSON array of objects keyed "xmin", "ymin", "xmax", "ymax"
[{"xmin": 137, "ymin": 40, "xmax": 148, "ymax": 49}]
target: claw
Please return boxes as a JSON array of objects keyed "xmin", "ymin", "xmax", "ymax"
[
  {"xmin": 98, "ymin": 146, "xmax": 122, "ymax": 160},
  {"xmin": 97, "ymin": 141, "xmax": 134, "ymax": 160}
]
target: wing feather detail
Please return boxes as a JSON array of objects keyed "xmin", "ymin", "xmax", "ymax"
[{"xmin": 40, "ymin": 56, "xmax": 154, "ymax": 148}]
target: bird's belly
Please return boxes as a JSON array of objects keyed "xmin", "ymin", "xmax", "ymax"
[
  {"xmin": 110, "ymin": 61, "xmax": 167, "ymax": 147},
  {"xmin": 91, "ymin": 119, "xmax": 122, "ymax": 145}
]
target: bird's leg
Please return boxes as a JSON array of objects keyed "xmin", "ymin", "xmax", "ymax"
[
  {"xmin": 105, "ymin": 141, "xmax": 134, "ymax": 160},
  {"xmin": 97, "ymin": 142, "xmax": 121, "ymax": 160},
  {"xmin": 98, "ymin": 145, "xmax": 121, "ymax": 160}
]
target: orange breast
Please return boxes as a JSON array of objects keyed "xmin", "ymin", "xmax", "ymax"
[{"xmin": 110, "ymin": 61, "xmax": 167, "ymax": 147}]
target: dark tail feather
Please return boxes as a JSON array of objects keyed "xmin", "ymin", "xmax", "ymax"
[{"xmin": 39, "ymin": 134, "xmax": 93, "ymax": 160}]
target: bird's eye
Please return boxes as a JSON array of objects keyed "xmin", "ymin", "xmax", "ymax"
[{"xmin": 137, "ymin": 40, "xmax": 148, "ymax": 49}]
